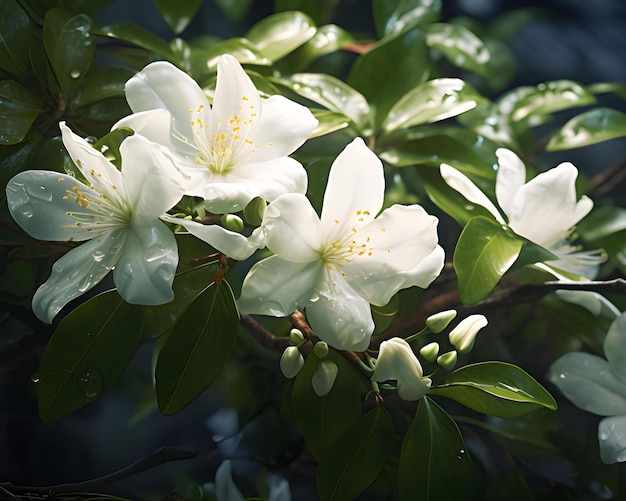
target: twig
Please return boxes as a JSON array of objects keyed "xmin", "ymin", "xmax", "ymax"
[
  {"xmin": 588, "ymin": 155, "xmax": 626, "ymax": 197},
  {"xmin": 240, "ymin": 314, "xmax": 290, "ymax": 352}
]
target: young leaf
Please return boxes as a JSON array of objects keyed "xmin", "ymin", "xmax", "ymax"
[
  {"xmin": 453, "ymin": 216, "xmax": 523, "ymax": 304},
  {"xmin": 547, "ymin": 108, "xmax": 626, "ymax": 151},
  {"xmin": 317, "ymin": 406, "xmax": 394, "ymax": 500},
  {"xmin": 155, "ymin": 280, "xmax": 239, "ymax": 415},
  {"xmin": 426, "ymin": 23, "xmax": 491, "ymax": 76},
  {"xmin": 430, "ymin": 361, "xmax": 558, "ymax": 418},
  {"xmin": 399, "ymin": 396, "xmax": 476, "ymax": 501},
  {"xmin": 246, "ymin": 11, "xmax": 316, "ymax": 62},
  {"xmin": 153, "ymin": 0, "xmax": 202, "ymax": 34},
  {"xmin": 36, "ymin": 290, "xmax": 143, "ymax": 422}
]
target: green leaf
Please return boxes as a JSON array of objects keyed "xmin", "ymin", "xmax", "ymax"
[
  {"xmin": 348, "ymin": 27, "xmax": 430, "ymax": 129},
  {"xmin": 317, "ymin": 406, "xmax": 394, "ymax": 500},
  {"xmin": 43, "ymin": 9, "xmax": 95, "ymax": 99},
  {"xmin": 373, "ymin": 0, "xmax": 441, "ymax": 37},
  {"xmin": 383, "ymin": 78, "xmax": 481, "ymax": 132},
  {"xmin": 589, "ymin": 82, "xmax": 626, "ymax": 100},
  {"xmin": 246, "ymin": 11, "xmax": 316, "ymax": 62},
  {"xmin": 91, "ymin": 127, "xmax": 135, "ymax": 169},
  {"xmin": 279, "ymin": 73, "xmax": 371, "ymax": 132},
  {"xmin": 97, "ymin": 23, "xmax": 176, "ymax": 61},
  {"xmin": 0, "ymin": 80, "xmax": 45, "ymax": 145},
  {"xmin": 0, "ymin": 0, "xmax": 35, "ymax": 76},
  {"xmin": 453, "ymin": 216, "xmax": 523, "ymax": 304},
  {"xmin": 36, "ymin": 290, "xmax": 143, "ymax": 421},
  {"xmin": 310, "ymin": 109, "xmax": 350, "ymax": 138},
  {"xmin": 372, "ymin": 294, "xmax": 399, "ymax": 335},
  {"xmin": 509, "ymin": 239, "xmax": 558, "ymax": 273},
  {"xmin": 511, "ymin": 80, "xmax": 595, "ymax": 122},
  {"xmin": 399, "ymin": 396, "xmax": 475, "ymax": 501},
  {"xmin": 153, "ymin": 0, "xmax": 202, "ymax": 34},
  {"xmin": 431, "ymin": 362, "xmax": 558, "ymax": 418},
  {"xmin": 290, "ymin": 350, "xmax": 362, "ymax": 461},
  {"xmin": 547, "ymin": 108, "xmax": 626, "ymax": 151},
  {"xmin": 71, "ymin": 67, "xmax": 135, "ymax": 109},
  {"xmin": 578, "ymin": 205, "xmax": 626, "ymax": 242},
  {"xmin": 274, "ymin": 0, "xmax": 337, "ymax": 24},
  {"xmin": 200, "ymin": 38, "xmax": 272, "ymax": 72},
  {"xmin": 279, "ymin": 24, "xmax": 353, "ymax": 71},
  {"xmin": 484, "ymin": 410, "xmax": 562, "ymax": 456},
  {"xmin": 155, "ymin": 280, "xmax": 239, "ymax": 415},
  {"xmin": 215, "ymin": 0, "xmax": 253, "ymax": 21},
  {"xmin": 426, "ymin": 23, "xmax": 491, "ymax": 76}
]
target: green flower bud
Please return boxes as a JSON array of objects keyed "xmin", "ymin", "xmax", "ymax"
[
  {"xmin": 289, "ymin": 328, "xmax": 305, "ymax": 346},
  {"xmin": 419, "ymin": 342, "xmax": 440, "ymax": 362},
  {"xmin": 437, "ymin": 350, "xmax": 458, "ymax": 370},
  {"xmin": 243, "ymin": 196, "xmax": 266, "ymax": 226},
  {"xmin": 312, "ymin": 360, "xmax": 338, "ymax": 396},
  {"xmin": 448, "ymin": 314, "xmax": 488, "ymax": 354},
  {"xmin": 313, "ymin": 341, "xmax": 329, "ymax": 358},
  {"xmin": 280, "ymin": 346, "xmax": 304, "ymax": 378},
  {"xmin": 425, "ymin": 309, "xmax": 457, "ymax": 333},
  {"xmin": 220, "ymin": 213, "xmax": 244, "ymax": 233}
]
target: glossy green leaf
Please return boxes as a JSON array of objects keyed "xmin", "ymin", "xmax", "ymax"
[
  {"xmin": 348, "ymin": 27, "xmax": 430, "ymax": 129},
  {"xmin": 310, "ymin": 109, "xmax": 350, "ymax": 138},
  {"xmin": 202, "ymin": 38, "xmax": 272, "ymax": 71},
  {"xmin": 372, "ymin": 294, "xmax": 400, "ymax": 335},
  {"xmin": 399, "ymin": 396, "xmax": 475, "ymax": 501},
  {"xmin": 71, "ymin": 68, "xmax": 134, "ymax": 109},
  {"xmin": 36, "ymin": 290, "xmax": 143, "ymax": 421},
  {"xmin": 280, "ymin": 73, "xmax": 371, "ymax": 131},
  {"xmin": 385, "ymin": 0, "xmax": 441, "ymax": 36},
  {"xmin": 454, "ymin": 216, "xmax": 523, "ymax": 304},
  {"xmin": 317, "ymin": 406, "xmax": 394, "ymax": 500},
  {"xmin": 431, "ymin": 362, "xmax": 557, "ymax": 418},
  {"xmin": 98, "ymin": 23, "xmax": 175, "ymax": 61},
  {"xmin": 547, "ymin": 108, "xmax": 626, "ymax": 151},
  {"xmin": 383, "ymin": 78, "xmax": 481, "ymax": 132},
  {"xmin": 578, "ymin": 205, "xmax": 626, "ymax": 242},
  {"xmin": 426, "ymin": 23, "xmax": 491, "ymax": 76},
  {"xmin": 0, "ymin": 0, "xmax": 34, "ymax": 76},
  {"xmin": 155, "ymin": 280, "xmax": 239, "ymax": 415},
  {"xmin": 280, "ymin": 24, "xmax": 353, "ymax": 71},
  {"xmin": 509, "ymin": 239, "xmax": 558, "ymax": 273},
  {"xmin": 511, "ymin": 80, "xmax": 595, "ymax": 122},
  {"xmin": 589, "ymin": 82, "xmax": 626, "ymax": 100},
  {"xmin": 153, "ymin": 0, "xmax": 202, "ymax": 34},
  {"xmin": 0, "ymin": 80, "xmax": 45, "ymax": 145},
  {"xmin": 91, "ymin": 127, "xmax": 134, "ymax": 170},
  {"xmin": 43, "ymin": 9, "xmax": 95, "ymax": 99},
  {"xmin": 290, "ymin": 349, "xmax": 362, "ymax": 461},
  {"xmin": 246, "ymin": 11, "xmax": 316, "ymax": 62},
  {"xmin": 73, "ymin": 97, "xmax": 131, "ymax": 137}
]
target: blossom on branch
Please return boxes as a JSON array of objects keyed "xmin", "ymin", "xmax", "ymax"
[
  {"xmin": 5, "ymin": 123, "xmax": 185, "ymax": 323},
  {"xmin": 238, "ymin": 138, "xmax": 445, "ymax": 351}
]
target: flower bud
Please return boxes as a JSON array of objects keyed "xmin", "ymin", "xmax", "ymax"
[
  {"xmin": 220, "ymin": 214, "xmax": 244, "ymax": 233},
  {"xmin": 243, "ymin": 196, "xmax": 266, "ymax": 226},
  {"xmin": 437, "ymin": 350, "xmax": 458, "ymax": 370},
  {"xmin": 313, "ymin": 341, "xmax": 329, "ymax": 359},
  {"xmin": 425, "ymin": 310, "xmax": 457, "ymax": 333},
  {"xmin": 280, "ymin": 346, "xmax": 304, "ymax": 378},
  {"xmin": 289, "ymin": 328, "xmax": 305, "ymax": 346},
  {"xmin": 312, "ymin": 360, "xmax": 338, "ymax": 396},
  {"xmin": 419, "ymin": 342, "xmax": 440, "ymax": 362},
  {"xmin": 448, "ymin": 314, "xmax": 488, "ymax": 354}
]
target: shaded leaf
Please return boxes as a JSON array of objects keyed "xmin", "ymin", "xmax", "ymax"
[
  {"xmin": 0, "ymin": 0, "xmax": 35, "ymax": 76},
  {"xmin": 274, "ymin": 0, "xmax": 338, "ymax": 24},
  {"xmin": 0, "ymin": 80, "xmax": 45, "ymax": 145},
  {"xmin": 547, "ymin": 108, "xmax": 626, "ymax": 151},
  {"xmin": 310, "ymin": 109, "xmax": 350, "ymax": 138},
  {"xmin": 70, "ymin": 67, "xmax": 135, "ymax": 109},
  {"xmin": 215, "ymin": 0, "xmax": 253, "ymax": 21},
  {"xmin": 426, "ymin": 23, "xmax": 491, "ymax": 76},
  {"xmin": 246, "ymin": 11, "xmax": 316, "ymax": 62},
  {"xmin": 97, "ymin": 23, "xmax": 176, "ymax": 61},
  {"xmin": 153, "ymin": 0, "xmax": 202, "ymax": 34}
]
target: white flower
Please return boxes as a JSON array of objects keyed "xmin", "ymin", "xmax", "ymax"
[
  {"xmin": 440, "ymin": 148, "xmax": 603, "ymax": 278},
  {"xmin": 238, "ymin": 137, "xmax": 445, "ymax": 351},
  {"xmin": 548, "ymin": 312, "xmax": 626, "ymax": 463},
  {"xmin": 372, "ymin": 338, "xmax": 432, "ymax": 401},
  {"xmin": 448, "ymin": 314, "xmax": 488, "ymax": 354},
  {"xmin": 115, "ymin": 54, "xmax": 318, "ymax": 214},
  {"xmin": 5, "ymin": 123, "xmax": 184, "ymax": 323}
]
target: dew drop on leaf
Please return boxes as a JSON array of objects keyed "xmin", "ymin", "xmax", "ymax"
[{"xmin": 78, "ymin": 369, "xmax": 103, "ymax": 398}]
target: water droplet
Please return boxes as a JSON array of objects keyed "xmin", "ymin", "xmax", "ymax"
[
  {"xmin": 31, "ymin": 372, "xmax": 40, "ymax": 383},
  {"xmin": 457, "ymin": 449, "xmax": 466, "ymax": 460},
  {"xmin": 78, "ymin": 369, "xmax": 103, "ymax": 398},
  {"xmin": 25, "ymin": 184, "xmax": 53, "ymax": 202},
  {"xmin": 70, "ymin": 69, "xmax": 81, "ymax": 79},
  {"xmin": 92, "ymin": 250, "xmax": 105, "ymax": 262},
  {"xmin": 309, "ymin": 294, "xmax": 320, "ymax": 303}
]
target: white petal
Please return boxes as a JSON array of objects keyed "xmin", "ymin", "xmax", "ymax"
[
  {"xmin": 555, "ymin": 290, "xmax": 620, "ymax": 319},
  {"xmin": 238, "ymin": 255, "xmax": 323, "ymax": 316},
  {"xmin": 306, "ymin": 270, "xmax": 374, "ymax": 351},
  {"xmin": 118, "ymin": 134, "xmax": 185, "ymax": 220},
  {"xmin": 112, "ymin": 221, "xmax": 178, "ymax": 305},
  {"xmin": 246, "ymin": 94, "xmax": 318, "ymax": 163},
  {"xmin": 163, "ymin": 216, "xmax": 264, "ymax": 261},
  {"xmin": 263, "ymin": 193, "xmax": 321, "ymax": 263},
  {"xmin": 440, "ymin": 163, "xmax": 505, "ymax": 224},
  {"xmin": 215, "ymin": 460, "xmax": 245, "ymax": 501},
  {"xmin": 507, "ymin": 163, "xmax": 593, "ymax": 247},
  {"xmin": 598, "ymin": 416, "xmax": 626, "ymax": 464},
  {"xmin": 340, "ymin": 205, "xmax": 443, "ymax": 306},
  {"xmin": 228, "ymin": 156, "xmax": 308, "ymax": 201},
  {"xmin": 605, "ymin": 312, "xmax": 626, "ymax": 384},
  {"xmin": 32, "ymin": 230, "xmax": 125, "ymax": 323},
  {"xmin": 113, "ymin": 109, "xmax": 176, "ymax": 150},
  {"xmin": 6, "ymin": 171, "xmax": 111, "ymax": 242},
  {"xmin": 495, "ymin": 148, "xmax": 526, "ymax": 218},
  {"xmin": 548, "ymin": 352, "xmax": 626, "ymax": 416},
  {"xmin": 320, "ymin": 138, "xmax": 384, "ymax": 239},
  {"xmin": 397, "ymin": 376, "xmax": 432, "ymax": 401}
]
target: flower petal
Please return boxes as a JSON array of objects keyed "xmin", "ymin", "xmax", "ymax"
[
  {"xmin": 112, "ymin": 221, "xmax": 178, "ymax": 305},
  {"xmin": 320, "ymin": 138, "xmax": 384, "ymax": 239},
  {"xmin": 228, "ymin": 156, "xmax": 308, "ymax": 201},
  {"xmin": 113, "ymin": 108, "xmax": 176, "ymax": 150},
  {"xmin": 341, "ymin": 205, "xmax": 444, "ymax": 306},
  {"xmin": 507, "ymin": 163, "xmax": 593, "ymax": 247},
  {"xmin": 6, "ymin": 171, "xmax": 109, "ymax": 242},
  {"xmin": 306, "ymin": 270, "xmax": 374, "ymax": 351},
  {"xmin": 32, "ymin": 230, "xmax": 125, "ymax": 323},
  {"xmin": 163, "ymin": 215, "xmax": 265, "ymax": 261},
  {"xmin": 246, "ymin": 94, "xmax": 318, "ymax": 163},
  {"xmin": 548, "ymin": 352, "xmax": 626, "ymax": 416},
  {"xmin": 262, "ymin": 193, "xmax": 321, "ymax": 263},
  {"xmin": 598, "ymin": 416, "xmax": 626, "ymax": 464},
  {"xmin": 440, "ymin": 163, "xmax": 505, "ymax": 224},
  {"xmin": 495, "ymin": 148, "xmax": 526, "ymax": 218},
  {"xmin": 238, "ymin": 255, "xmax": 323, "ymax": 316},
  {"xmin": 605, "ymin": 312, "xmax": 626, "ymax": 384}
]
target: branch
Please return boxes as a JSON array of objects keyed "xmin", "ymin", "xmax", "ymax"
[{"xmin": 240, "ymin": 314, "xmax": 290, "ymax": 352}]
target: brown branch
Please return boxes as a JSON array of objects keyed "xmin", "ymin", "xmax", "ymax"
[
  {"xmin": 240, "ymin": 314, "xmax": 290, "ymax": 352},
  {"xmin": 588, "ymin": 155, "xmax": 626, "ymax": 197}
]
